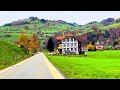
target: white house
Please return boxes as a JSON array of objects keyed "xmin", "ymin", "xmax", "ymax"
[{"xmin": 55, "ymin": 33, "xmax": 81, "ymax": 54}]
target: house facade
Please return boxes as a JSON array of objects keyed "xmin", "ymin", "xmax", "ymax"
[{"xmin": 55, "ymin": 33, "xmax": 81, "ymax": 54}]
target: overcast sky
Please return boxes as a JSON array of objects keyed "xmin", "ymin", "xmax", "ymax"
[{"xmin": 0, "ymin": 11, "xmax": 120, "ymax": 26}]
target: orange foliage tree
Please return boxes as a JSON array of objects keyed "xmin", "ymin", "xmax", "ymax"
[
  {"xmin": 29, "ymin": 34, "xmax": 40, "ymax": 53},
  {"xmin": 17, "ymin": 33, "xmax": 40, "ymax": 54},
  {"xmin": 87, "ymin": 43, "xmax": 96, "ymax": 51},
  {"xmin": 17, "ymin": 33, "xmax": 29, "ymax": 53}
]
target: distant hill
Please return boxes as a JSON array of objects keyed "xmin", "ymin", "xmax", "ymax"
[
  {"xmin": 3, "ymin": 17, "xmax": 80, "ymax": 26},
  {"xmin": 1, "ymin": 16, "xmax": 120, "ymax": 46},
  {"xmin": 0, "ymin": 17, "xmax": 83, "ymax": 43}
]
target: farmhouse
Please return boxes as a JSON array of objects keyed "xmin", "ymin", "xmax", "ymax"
[{"xmin": 55, "ymin": 33, "xmax": 82, "ymax": 54}]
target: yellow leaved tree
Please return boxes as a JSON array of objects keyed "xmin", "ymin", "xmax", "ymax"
[
  {"xmin": 29, "ymin": 34, "xmax": 40, "ymax": 53},
  {"xmin": 17, "ymin": 33, "xmax": 29, "ymax": 54},
  {"xmin": 87, "ymin": 43, "xmax": 96, "ymax": 51}
]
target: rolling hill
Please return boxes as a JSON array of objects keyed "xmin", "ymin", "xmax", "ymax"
[
  {"xmin": 1, "ymin": 16, "xmax": 120, "ymax": 46},
  {"xmin": 0, "ymin": 17, "xmax": 82, "ymax": 43}
]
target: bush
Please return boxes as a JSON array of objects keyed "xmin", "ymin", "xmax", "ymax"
[
  {"xmin": 4, "ymin": 34, "xmax": 12, "ymax": 37},
  {"xmin": 104, "ymin": 46, "xmax": 111, "ymax": 50},
  {"xmin": 100, "ymin": 49, "xmax": 104, "ymax": 51},
  {"xmin": 87, "ymin": 43, "xmax": 96, "ymax": 51},
  {"xmin": 116, "ymin": 18, "xmax": 120, "ymax": 23}
]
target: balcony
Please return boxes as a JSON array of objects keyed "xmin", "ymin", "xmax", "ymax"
[{"xmin": 58, "ymin": 44, "xmax": 62, "ymax": 49}]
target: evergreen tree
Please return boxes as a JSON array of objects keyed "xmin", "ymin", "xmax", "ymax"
[{"xmin": 47, "ymin": 37, "xmax": 54, "ymax": 53}]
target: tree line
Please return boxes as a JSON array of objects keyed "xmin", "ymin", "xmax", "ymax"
[{"xmin": 17, "ymin": 33, "xmax": 40, "ymax": 54}]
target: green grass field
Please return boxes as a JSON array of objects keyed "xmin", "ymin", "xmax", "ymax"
[
  {"xmin": 0, "ymin": 33, "xmax": 33, "ymax": 42},
  {"xmin": 46, "ymin": 50, "xmax": 120, "ymax": 79},
  {"xmin": 99, "ymin": 22, "xmax": 120, "ymax": 30}
]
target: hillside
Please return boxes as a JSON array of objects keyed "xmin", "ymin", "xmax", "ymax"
[
  {"xmin": 0, "ymin": 17, "xmax": 82, "ymax": 43},
  {"xmin": 3, "ymin": 17, "xmax": 81, "ymax": 33},
  {"xmin": 99, "ymin": 22, "xmax": 120, "ymax": 30},
  {"xmin": 0, "ymin": 17, "xmax": 104, "ymax": 42},
  {"xmin": 0, "ymin": 40, "xmax": 28, "ymax": 70},
  {"xmin": 1, "ymin": 16, "xmax": 120, "ymax": 46}
]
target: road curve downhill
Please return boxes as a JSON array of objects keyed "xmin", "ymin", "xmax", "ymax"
[{"xmin": 0, "ymin": 52, "xmax": 65, "ymax": 79}]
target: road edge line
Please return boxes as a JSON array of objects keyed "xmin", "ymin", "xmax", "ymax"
[{"xmin": 42, "ymin": 53, "xmax": 65, "ymax": 79}]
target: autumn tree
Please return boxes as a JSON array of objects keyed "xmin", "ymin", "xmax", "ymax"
[
  {"xmin": 92, "ymin": 25, "xmax": 97, "ymax": 30},
  {"xmin": 17, "ymin": 33, "xmax": 29, "ymax": 54},
  {"xmin": 29, "ymin": 34, "xmax": 40, "ymax": 53},
  {"xmin": 87, "ymin": 42, "xmax": 96, "ymax": 51}
]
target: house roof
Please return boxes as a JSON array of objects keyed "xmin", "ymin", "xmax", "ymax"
[
  {"xmin": 65, "ymin": 33, "xmax": 74, "ymax": 37},
  {"xmin": 56, "ymin": 33, "xmax": 74, "ymax": 40},
  {"xmin": 55, "ymin": 36, "xmax": 65, "ymax": 40},
  {"xmin": 55, "ymin": 33, "xmax": 81, "ymax": 43}
]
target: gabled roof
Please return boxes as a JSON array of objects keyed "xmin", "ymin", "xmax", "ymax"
[
  {"xmin": 55, "ymin": 36, "xmax": 65, "ymax": 40},
  {"xmin": 65, "ymin": 33, "xmax": 74, "ymax": 37},
  {"xmin": 56, "ymin": 33, "xmax": 74, "ymax": 40},
  {"xmin": 55, "ymin": 33, "xmax": 81, "ymax": 43}
]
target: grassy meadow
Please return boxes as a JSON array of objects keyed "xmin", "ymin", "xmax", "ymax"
[
  {"xmin": 0, "ymin": 33, "xmax": 33, "ymax": 42},
  {"xmin": 46, "ymin": 50, "xmax": 120, "ymax": 79},
  {"xmin": 99, "ymin": 22, "xmax": 120, "ymax": 30}
]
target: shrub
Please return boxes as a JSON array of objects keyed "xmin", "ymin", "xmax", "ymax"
[
  {"xmin": 116, "ymin": 18, "xmax": 120, "ymax": 23},
  {"xmin": 4, "ymin": 34, "xmax": 12, "ymax": 37},
  {"xmin": 104, "ymin": 46, "xmax": 111, "ymax": 50},
  {"xmin": 87, "ymin": 43, "xmax": 96, "ymax": 51},
  {"xmin": 100, "ymin": 49, "xmax": 104, "ymax": 51}
]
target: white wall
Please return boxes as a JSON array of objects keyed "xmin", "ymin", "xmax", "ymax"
[{"xmin": 62, "ymin": 37, "xmax": 78, "ymax": 54}]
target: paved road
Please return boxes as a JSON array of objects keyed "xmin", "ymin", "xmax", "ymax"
[{"xmin": 0, "ymin": 53, "xmax": 65, "ymax": 79}]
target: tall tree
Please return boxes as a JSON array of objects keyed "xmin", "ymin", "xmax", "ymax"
[
  {"xmin": 17, "ymin": 33, "xmax": 29, "ymax": 54},
  {"xmin": 47, "ymin": 37, "xmax": 54, "ymax": 53},
  {"xmin": 29, "ymin": 34, "xmax": 40, "ymax": 53}
]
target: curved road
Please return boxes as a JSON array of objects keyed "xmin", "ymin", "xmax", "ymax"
[{"xmin": 0, "ymin": 53, "xmax": 65, "ymax": 79}]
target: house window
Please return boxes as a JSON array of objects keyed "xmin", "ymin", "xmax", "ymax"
[
  {"xmin": 64, "ymin": 48, "xmax": 66, "ymax": 51},
  {"xmin": 63, "ymin": 39, "xmax": 65, "ymax": 42},
  {"xmin": 67, "ymin": 38, "xmax": 69, "ymax": 42},
  {"xmin": 74, "ymin": 43, "xmax": 77, "ymax": 47},
  {"xmin": 71, "ymin": 38, "xmax": 73, "ymax": 42},
  {"xmin": 75, "ymin": 48, "xmax": 77, "ymax": 51},
  {"xmin": 74, "ymin": 39, "xmax": 77, "ymax": 42},
  {"xmin": 63, "ymin": 44, "xmax": 65, "ymax": 47},
  {"xmin": 71, "ymin": 43, "xmax": 73, "ymax": 47},
  {"xmin": 65, "ymin": 39, "xmax": 67, "ymax": 42},
  {"xmin": 67, "ymin": 48, "xmax": 69, "ymax": 50},
  {"xmin": 67, "ymin": 43, "xmax": 69, "ymax": 47},
  {"xmin": 71, "ymin": 48, "xmax": 73, "ymax": 51}
]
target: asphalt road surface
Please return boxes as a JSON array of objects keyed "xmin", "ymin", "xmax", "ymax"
[{"xmin": 0, "ymin": 53, "xmax": 65, "ymax": 79}]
